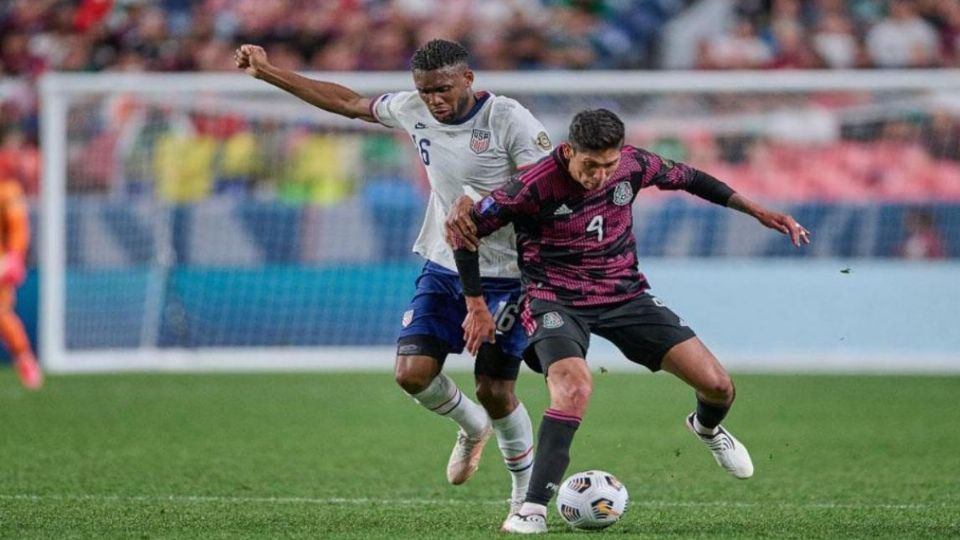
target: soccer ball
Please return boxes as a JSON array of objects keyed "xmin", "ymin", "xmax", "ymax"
[{"xmin": 556, "ymin": 470, "xmax": 629, "ymax": 530}]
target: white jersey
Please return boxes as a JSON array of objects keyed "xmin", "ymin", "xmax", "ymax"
[{"xmin": 372, "ymin": 90, "xmax": 552, "ymax": 278}]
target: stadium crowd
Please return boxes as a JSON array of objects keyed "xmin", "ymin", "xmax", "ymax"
[{"xmin": 2, "ymin": 0, "xmax": 960, "ymax": 202}]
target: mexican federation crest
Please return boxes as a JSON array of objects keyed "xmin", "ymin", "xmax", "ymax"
[
  {"xmin": 470, "ymin": 129, "xmax": 491, "ymax": 154},
  {"xmin": 542, "ymin": 311, "xmax": 564, "ymax": 329},
  {"xmin": 612, "ymin": 181, "xmax": 633, "ymax": 206}
]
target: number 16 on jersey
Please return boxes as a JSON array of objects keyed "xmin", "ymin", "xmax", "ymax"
[{"xmin": 411, "ymin": 135, "xmax": 431, "ymax": 166}]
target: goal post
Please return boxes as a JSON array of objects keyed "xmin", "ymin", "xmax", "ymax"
[{"xmin": 39, "ymin": 70, "xmax": 960, "ymax": 373}]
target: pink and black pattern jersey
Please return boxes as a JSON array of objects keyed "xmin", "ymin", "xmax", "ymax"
[{"xmin": 460, "ymin": 145, "xmax": 702, "ymax": 307}]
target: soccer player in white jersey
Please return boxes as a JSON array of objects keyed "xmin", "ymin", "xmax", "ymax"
[{"xmin": 235, "ymin": 40, "xmax": 551, "ymax": 516}]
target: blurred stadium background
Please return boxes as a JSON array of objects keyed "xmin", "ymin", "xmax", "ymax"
[{"xmin": 3, "ymin": 0, "xmax": 957, "ymax": 372}]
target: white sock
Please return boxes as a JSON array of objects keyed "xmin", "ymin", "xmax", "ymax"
[
  {"xmin": 519, "ymin": 502, "xmax": 546, "ymax": 516},
  {"xmin": 492, "ymin": 402, "xmax": 534, "ymax": 502},
  {"xmin": 410, "ymin": 373, "xmax": 488, "ymax": 437},
  {"xmin": 693, "ymin": 414, "xmax": 719, "ymax": 436}
]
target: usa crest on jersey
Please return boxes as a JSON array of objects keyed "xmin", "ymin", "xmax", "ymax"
[
  {"xmin": 470, "ymin": 129, "xmax": 491, "ymax": 154},
  {"xmin": 613, "ymin": 181, "xmax": 633, "ymax": 206}
]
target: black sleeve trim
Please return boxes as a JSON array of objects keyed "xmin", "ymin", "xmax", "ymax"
[
  {"xmin": 685, "ymin": 170, "xmax": 736, "ymax": 206},
  {"xmin": 453, "ymin": 248, "xmax": 483, "ymax": 297}
]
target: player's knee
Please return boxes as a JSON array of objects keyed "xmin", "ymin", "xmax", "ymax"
[
  {"xmin": 702, "ymin": 373, "xmax": 735, "ymax": 405},
  {"xmin": 554, "ymin": 380, "xmax": 592, "ymax": 414},
  {"xmin": 475, "ymin": 379, "xmax": 515, "ymax": 409},
  {"xmin": 394, "ymin": 361, "xmax": 434, "ymax": 394}
]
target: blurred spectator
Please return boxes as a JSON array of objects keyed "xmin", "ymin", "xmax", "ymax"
[
  {"xmin": 866, "ymin": 0, "xmax": 939, "ymax": 67},
  {"xmin": 699, "ymin": 18, "xmax": 772, "ymax": 69},
  {"xmin": 898, "ymin": 208, "xmax": 946, "ymax": 259},
  {"xmin": 932, "ymin": 0, "xmax": 960, "ymax": 66},
  {"xmin": 924, "ymin": 112, "xmax": 960, "ymax": 162},
  {"xmin": 813, "ymin": 12, "xmax": 860, "ymax": 68}
]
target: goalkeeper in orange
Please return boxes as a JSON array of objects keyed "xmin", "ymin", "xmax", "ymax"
[{"xmin": 0, "ymin": 176, "xmax": 42, "ymax": 390}]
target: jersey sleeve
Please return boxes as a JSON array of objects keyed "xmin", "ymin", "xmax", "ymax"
[
  {"xmin": 494, "ymin": 99, "xmax": 552, "ymax": 168},
  {"xmin": 634, "ymin": 147, "xmax": 698, "ymax": 191},
  {"xmin": 632, "ymin": 147, "xmax": 735, "ymax": 205},
  {"xmin": 370, "ymin": 91, "xmax": 414, "ymax": 129},
  {"xmin": 450, "ymin": 176, "xmax": 539, "ymax": 250}
]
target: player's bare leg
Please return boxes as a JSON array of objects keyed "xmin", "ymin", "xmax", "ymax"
[
  {"xmin": 475, "ymin": 374, "xmax": 533, "ymax": 516},
  {"xmin": 662, "ymin": 337, "xmax": 753, "ymax": 479},
  {"xmin": 0, "ymin": 288, "xmax": 42, "ymax": 390},
  {"xmin": 395, "ymin": 354, "xmax": 491, "ymax": 484},
  {"xmin": 503, "ymin": 355, "xmax": 591, "ymax": 534}
]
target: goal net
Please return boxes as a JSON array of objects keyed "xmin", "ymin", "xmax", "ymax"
[{"xmin": 39, "ymin": 70, "xmax": 960, "ymax": 372}]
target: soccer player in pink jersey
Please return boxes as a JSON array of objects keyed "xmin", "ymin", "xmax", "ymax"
[{"xmin": 447, "ymin": 109, "xmax": 810, "ymax": 533}]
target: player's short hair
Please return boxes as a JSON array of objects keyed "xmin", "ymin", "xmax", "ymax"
[
  {"xmin": 568, "ymin": 109, "xmax": 625, "ymax": 152},
  {"xmin": 410, "ymin": 39, "xmax": 469, "ymax": 72}
]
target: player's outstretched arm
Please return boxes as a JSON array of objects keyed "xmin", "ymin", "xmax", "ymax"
[
  {"xmin": 235, "ymin": 44, "xmax": 376, "ymax": 122},
  {"xmin": 727, "ymin": 193, "xmax": 811, "ymax": 247}
]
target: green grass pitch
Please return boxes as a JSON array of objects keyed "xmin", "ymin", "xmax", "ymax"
[{"xmin": 0, "ymin": 370, "xmax": 958, "ymax": 538}]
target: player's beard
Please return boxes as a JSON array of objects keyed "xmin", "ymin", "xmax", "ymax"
[{"xmin": 438, "ymin": 93, "xmax": 472, "ymax": 124}]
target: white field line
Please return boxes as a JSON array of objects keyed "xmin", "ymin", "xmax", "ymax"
[{"xmin": 0, "ymin": 493, "xmax": 954, "ymax": 510}]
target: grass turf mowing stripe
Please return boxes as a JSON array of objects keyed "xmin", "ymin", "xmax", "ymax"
[{"xmin": 1, "ymin": 493, "xmax": 955, "ymax": 510}]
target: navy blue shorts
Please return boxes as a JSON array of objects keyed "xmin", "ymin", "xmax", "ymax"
[{"xmin": 397, "ymin": 261, "xmax": 526, "ymax": 379}]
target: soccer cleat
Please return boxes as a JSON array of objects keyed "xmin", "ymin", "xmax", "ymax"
[
  {"xmin": 507, "ymin": 494, "xmax": 525, "ymax": 520},
  {"xmin": 14, "ymin": 353, "xmax": 43, "ymax": 391},
  {"xmin": 500, "ymin": 512, "xmax": 547, "ymax": 534},
  {"xmin": 686, "ymin": 413, "xmax": 753, "ymax": 479},
  {"xmin": 446, "ymin": 423, "xmax": 492, "ymax": 485}
]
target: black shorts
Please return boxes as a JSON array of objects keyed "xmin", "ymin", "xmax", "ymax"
[
  {"xmin": 522, "ymin": 293, "xmax": 696, "ymax": 374},
  {"xmin": 397, "ymin": 334, "xmax": 522, "ymax": 381}
]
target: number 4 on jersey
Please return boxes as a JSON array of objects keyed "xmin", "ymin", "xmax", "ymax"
[{"xmin": 587, "ymin": 215, "xmax": 604, "ymax": 241}]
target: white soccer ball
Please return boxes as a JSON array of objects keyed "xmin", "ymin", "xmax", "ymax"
[{"xmin": 556, "ymin": 470, "xmax": 629, "ymax": 530}]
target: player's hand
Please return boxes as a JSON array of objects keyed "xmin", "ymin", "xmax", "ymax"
[
  {"xmin": 462, "ymin": 296, "xmax": 496, "ymax": 356},
  {"xmin": 235, "ymin": 44, "xmax": 269, "ymax": 78},
  {"xmin": 445, "ymin": 196, "xmax": 479, "ymax": 251},
  {"xmin": 757, "ymin": 210, "xmax": 811, "ymax": 247}
]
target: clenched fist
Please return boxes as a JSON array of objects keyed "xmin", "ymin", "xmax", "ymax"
[{"xmin": 235, "ymin": 44, "xmax": 269, "ymax": 78}]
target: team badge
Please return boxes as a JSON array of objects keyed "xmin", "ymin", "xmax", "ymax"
[
  {"xmin": 470, "ymin": 129, "xmax": 491, "ymax": 154},
  {"xmin": 402, "ymin": 309, "xmax": 414, "ymax": 327},
  {"xmin": 536, "ymin": 131, "xmax": 552, "ymax": 151},
  {"xmin": 542, "ymin": 312, "xmax": 564, "ymax": 329},
  {"xmin": 613, "ymin": 182, "xmax": 633, "ymax": 206}
]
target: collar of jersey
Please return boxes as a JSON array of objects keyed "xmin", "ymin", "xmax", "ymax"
[{"xmin": 442, "ymin": 91, "xmax": 492, "ymax": 126}]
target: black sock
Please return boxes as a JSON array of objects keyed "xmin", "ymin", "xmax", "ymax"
[
  {"xmin": 525, "ymin": 409, "xmax": 580, "ymax": 506},
  {"xmin": 696, "ymin": 396, "xmax": 731, "ymax": 430}
]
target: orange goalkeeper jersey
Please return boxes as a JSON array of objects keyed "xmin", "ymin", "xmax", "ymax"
[{"xmin": 0, "ymin": 178, "xmax": 28, "ymax": 256}]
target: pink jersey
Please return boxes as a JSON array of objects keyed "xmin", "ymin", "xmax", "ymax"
[{"xmin": 458, "ymin": 145, "xmax": 703, "ymax": 307}]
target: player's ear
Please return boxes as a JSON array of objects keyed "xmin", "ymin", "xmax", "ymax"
[
  {"xmin": 462, "ymin": 68, "xmax": 475, "ymax": 87},
  {"xmin": 561, "ymin": 143, "xmax": 573, "ymax": 160}
]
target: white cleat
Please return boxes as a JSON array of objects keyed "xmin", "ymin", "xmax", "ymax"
[
  {"xmin": 446, "ymin": 423, "xmax": 493, "ymax": 485},
  {"xmin": 500, "ymin": 513, "xmax": 547, "ymax": 534},
  {"xmin": 686, "ymin": 413, "xmax": 754, "ymax": 479},
  {"xmin": 507, "ymin": 495, "xmax": 525, "ymax": 520}
]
